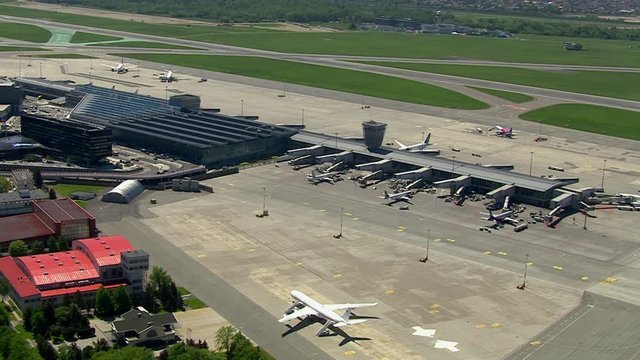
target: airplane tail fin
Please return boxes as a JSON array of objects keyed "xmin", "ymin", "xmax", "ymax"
[
  {"xmin": 424, "ymin": 133, "xmax": 431, "ymax": 144},
  {"xmin": 384, "ymin": 190, "xmax": 389, "ymax": 199}
]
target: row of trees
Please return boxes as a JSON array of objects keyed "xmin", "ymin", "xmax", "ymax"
[
  {"xmin": 7, "ymin": 235, "xmax": 70, "ymax": 257},
  {"xmin": 141, "ymin": 266, "xmax": 183, "ymax": 313},
  {"xmin": 452, "ymin": 14, "xmax": 640, "ymax": 40},
  {"xmin": 23, "ymin": 303, "xmax": 94, "ymax": 342},
  {"xmin": 94, "ymin": 286, "xmax": 131, "ymax": 317},
  {"xmin": 0, "ymin": 303, "xmax": 42, "ymax": 360}
]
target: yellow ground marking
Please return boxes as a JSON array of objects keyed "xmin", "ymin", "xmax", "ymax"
[
  {"xmin": 227, "ymin": 183, "xmax": 234, "ymax": 186},
  {"xmin": 415, "ymin": 125, "xmax": 423, "ymax": 128},
  {"xmin": 446, "ymin": 238, "xmax": 456, "ymax": 243},
  {"xmin": 526, "ymin": 262, "xmax": 534, "ymax": 266},
  {"xmin": 398, "ymin": 226, "xmax": 407, "ymax": 229},
  {"xmin": 344, "ymin": 212, "xmax": 352, "ymax": 216},
  {"xmin": 491, "ymin": 323, "xmax": 502, "ymax": 328},
  {"xmin": 296, "ymin": 262, "xmax": 303, "ymax": 266},
  {"xmin": 430, "ymin": 304, "xmax": 440, "ymax": 309},
  {"xmin": 333, "ymin": 274, "xmax": 342, "ymax": 278},
  {"xmin": 433, "ymin": 238, "xmax": 442, "ymax": 242},
  {"xmin": 352, "ymin": 217, "xmax": 359, "ymax": 221},
  {"xmin": 344, "ymin": 350, "xmax": 356, "ymax": 356},
  {"xmin": 483, "ymin": 251, "xmax": 492, "ymax": 255},
  {"xmin": 530, "ymin": 340, "xmax": 541, "ymax": 346},
  {"xmin": 476, "ymin": 323, "xmax": 486, "ymax": 329},
  {"xmin": 197, "ymin": 254, "xmax": 206, "ymax": 258},
  {"xmin": 233, "ymin": 246, "xmax": 242, "ymax": 250},
  {"xmin": 553, "ymin": 265, "xmax": 563, "ymax": 270},
  {"xmin": 319, "ymin": 209, "xmax": 326, "ymax": 212},
  {"xmin": 600, "ymin": 276, "xmax": 617, "ymax": 285},
  {"xmin": 247, "ymin": 248, "xmax": 256, "ymax": 252},
  {"xmin": 581, "ymin": 276, "xmax": 590, "ymax": 281},
  {"xmin": 498, "ymin": 251, "xmax": 507, "ymax": 256},
  {"xmin": 384, "ymin": 289, "xmax": 395, "ymax": 295},
  {"xmin": 396, "ymin": 228, "xmax": 405, "ymax": 232},
  {"xmin": 429, "ymin": 309, "xmax": 440, "ymax": 314},
  {"xmin": 303, "ymin": 202, "xmax": 310, "ymax": 206}
]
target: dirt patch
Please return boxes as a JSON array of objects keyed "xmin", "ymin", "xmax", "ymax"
[{"xmin": 599, "ymin": 15, "xmax": 640, "ymax": 24}]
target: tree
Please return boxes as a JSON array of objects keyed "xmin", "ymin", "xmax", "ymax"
[
  {"xmin": 141, "ymin": 283, "xmax": 156, "ymax": 313},
  {"xmin": 95, "ymin": 287, "xmax": 113, "ymax": 317},
  {"xmin": 22, "ymin": 307, "xmax": 33, "ymax": 332},
  {"xmin": 57, "ymin": 343, "xmax": 81, "ymax": 360},
  {"xmin": 91, "ymin": 347, "xmax": 153, "ymax": 360},
  {"xmin": 47, "ymin": 236, "xmax": 58, "ymax": 252},
  {"xmin": 56, "ymin": 236, "xmax": 69, "ymax": 252},
  {"xmin": 0, "ymin": 305, "xmax": 10, "ymax": 328},
  {"xmin": 0, "ymin": 279, "xmax": 9, "ymax": 301},
  {"xmin": 228, "ymin": 332, "xmax": 257, "ymax": 360},
  {"xmin": 215, "ymin": 325, "xmax": 237, "ymax": 354},
  {"xmin": 35, "ymin": 334, "xmax": 57, "ymax": 360},
  {"xmin": 0, "ymin": 177, "xmax": 10, "ymax": 193},
  {"xmin": 148, "ymin": 266, "xmax": 170, "ymax": 294},
  {"xmin": 29, "ymin": 311, "xmax": 48, "ymax": 338},
  {"xmin": 32, "ymin": 170, "xmax": 43, "ymax": 188},
  {"xmin": 8, "ymin": 241, "xmax": 28, "ymax": 257},
  {"xmin": 31, "ymin": 241, "xmax": 45, "ymax": 255},
  {"xmin": 111, "ymin": 286, "xmax": 131, "ymax": 315},
  {"xmin": 49, "ymin": 188, "xmax": 57, "ymax": 200}
]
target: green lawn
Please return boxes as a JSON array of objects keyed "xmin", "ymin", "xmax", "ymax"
[
  {"xmin": 0, "ymin": 22, "xmax": 51, "ymax": 43},
  {"xmin": 468, "ymin": 86, "xmax": 534, "ymax": 103},
  {"xmin": 1, "ymin": 5, "xmax": 639, "ymax": 67},
  {"xmin": 353, "ymin": 62, "xmax": 640, "ymax": 102},
  {"xmin": 177, "ymin": 287, "xmax": 207, "ymax": 310},
  {"xmin": 52, "ymin": 183, "xmax": 106, "ymax": 197},
  {"xmin": 20, "ymin": 53, "xmax": 95, "ymax": 59},
  {"xmin": 0, "ymin": 46, "xmax": 45, "ymax": 52},
  {"xmin": 118, "ymin": 53, "xmax": 488, "ymax": 109},
  {"xmin": 95, "ymin": 41, "xmax": 201, "ymax": 50},
  {"xmin": 70, "ymin": 31, "xmax": 122, "ymax": 43},
  {"xmin": 520, "ymin": 104, "xmax": 640, "ymax": 140}
]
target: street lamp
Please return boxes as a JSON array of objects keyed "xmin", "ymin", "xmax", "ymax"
[
  {"xmin": 241, "ymin": 99, "xmax": 244, "ymax": 117},
  {"xmin": 262, "ymin": 186, "xmax": 266, "ymax": 215},
  {"xmin": 335, "ymin": 133, "xmax": 339, "ymax": 150},
  {"xmin": 333, "ymin": 207, "xmax": 344, "ymax": 239},
  {"xmin": 419, "ymin": 228, "xmax": 431, "ymax": 263},
  {"xmin": 517, "ymin": 254, "xmax": 529, "ymax": 290},
  {"xmin": 601, "ymin": 159, "xmax": 607, "ymax": 188},
  {"xmin": 301, "ymin": 109, "xmax": 305, "ymax": 126},
  {"xmin": 529, "ymin": 151, "xmax": 534, "ymax": 176}
]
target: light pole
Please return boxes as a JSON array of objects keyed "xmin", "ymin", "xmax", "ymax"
[
  {"xmin": 39, "ymin": 62, "xmax": 42, "ymax": 78},
  {"xmin": 301, "ymin": 109, "xmax": 305, "ymax": 126},
  {"xmin": 334, "ymin": 207, "xmax": 344, "ymax": 238},
  {"xmin": 422, "ymin": 131, "xmax": 425, "ymax": 142},
  {"xmin": 419, "ymin": 228, "xmax": 431, "ymax": 262},
  {"xmin": 241, "ymin": 99, "xmax": 244, "ymax": 117},
  {"xmin": 451, "ymin": 156, "xmax": 456, "ymax": 174},
  {"xmin": 601, "ymin": 159, "xmax": 607, "ymax": 188},
  {"xmin": 262, "ymin": 186, "xmax": 266, "ymax": 215},
  {"xmin": 335, "ymin": 133, "xmax": 339, "ymax": 150},
  {"xmin": 517, "ymin": 254, "xmax": 529, "ymax": 290},
  {"xmin": 529, "ymin": 151, "xmax": 534, "ymax": 176},
  {"xmin": 583, "ymin": 210, "xmax": 588, "ymax": 230}
]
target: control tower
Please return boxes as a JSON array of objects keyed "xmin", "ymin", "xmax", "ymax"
[{"xmin": 362, "ymin": 120, "xmax": 387, "ymax": 150}]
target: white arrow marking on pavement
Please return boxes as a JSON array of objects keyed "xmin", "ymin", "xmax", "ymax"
[
  {"xmin": 411, "ymin": 326, "xmax": 436, "ymax": 337},
  {"xmin": 434, "ymin": 340, "xmax": 460, "ymax": 352}
]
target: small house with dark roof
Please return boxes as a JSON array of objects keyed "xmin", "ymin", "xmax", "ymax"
[{"xmin": 111, "ymin": 307, "xmax": 179, "ymax": 346}]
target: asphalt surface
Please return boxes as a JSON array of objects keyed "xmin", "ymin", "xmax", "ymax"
[
  {"xmin": 95, "ymin": 199, "xmax": 333, "ymax": 360},
  {"xmin": 505, "ymin": 292, "xmax": 640, "ymax": 360}
]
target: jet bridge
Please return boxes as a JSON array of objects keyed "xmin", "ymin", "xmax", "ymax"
[
  {"xmin": 316, "ymin": 150, "xmax": 354, "ymax": 164},
  {"xmin": 393, "ymin": 167, "xmax": 433, "ymax": 181},
  {"xmin": 355, "ymin": 159, "xmax": 393, "ymax": 172}
]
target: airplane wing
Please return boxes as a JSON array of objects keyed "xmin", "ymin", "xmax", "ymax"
[
  {"xmin": 394, "ymin": 139, "xmax": 406, "ymax": 149},
  {"xmin": 324, "ymin": 303, "xmax": 378, "ymax": 311},
  {"xmin": 278, "ymin": 307, "xmax": 318, "ymax": 323},
  {"xmin": 411, "ymin": 149, "xmax": 441, "ymax": 154},
  {"xmin": 504, "ymin": 217, "xmax": 519, "ymax": 225}
]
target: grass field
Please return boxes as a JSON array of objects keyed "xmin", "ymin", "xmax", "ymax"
[
  {"xmin": 468, "ymin": 86, "xmax": 534, "ymax": 103},
  {"xmin": 70, "ymin": 31, "xmax": 122, "ymax": 43},
  {"xmin": 52, "ymin": 183, "xmax": 106, "ymax": 197},
  {"xmin": 354, "ymin": 62, "xmax": 640, "ymax": 102},
  {"xmin": 1, "ymin": 5, "xmax": 639, "ymax": 67},
  {"xmin": 520, "ymin": 104, "xmax": 640, "ymax": 140},
  {"xmin": 0, "ymin": 22, "xmax": 51, "ymax": 42},
  {"xmin": 20, "ymin": 53, "xmax": 94, "ymax": 59},
  {"xmin": 95, "ymin": 41, "xmax": 201, "ymax": 50},
  {"xmin": 0, "ymin": 46, "xmax": 45, "ymax": 52},
  {"xmin": 178, "ymin": 287, "xmax": 207, "ymax": 309},
  {"xmin": 118, "ymin": 53, "xmax": 488, "ymax": 109}
]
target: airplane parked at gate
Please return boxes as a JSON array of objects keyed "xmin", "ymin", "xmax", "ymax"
[
  {"xmin": 159, "ymin": 69, "xmax": 179, "ymax": 83},
  {"xmin": 307, "ymin": 170, "xmax": 339, "ymax": 184},
  {"xmin": 394, "ymin": 133, "xmax": 440, "ymax": 154},
  {"xmin": 380, "ymin": 190, "xmax": 413, "ymax": 204},
  {"xmin": 490, "ymin": 126, "xmax": 515, "ymax": 138},
  {"xmin": 481, "ymin": 209, "xmax": 519, "ymax": 227},
  {"xmin": 279, "ymin": 290, "xmax": 377, "ymax": 336},
  {"xmin": 102, "ymin": 61, "xmax": 136, "ymax": 74}
]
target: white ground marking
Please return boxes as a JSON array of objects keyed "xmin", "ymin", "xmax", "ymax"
[
  {"xmin": 411, "ymin": 326, "xmax": 436, "ymax": 337},
  {"xmin": 434, "ymin": 340, "xmax": 460, "ymax": 352}
]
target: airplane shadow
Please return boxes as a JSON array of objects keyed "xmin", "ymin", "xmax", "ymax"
[{"xmin": 282, "ymin": 316, "xmax": 375, "ymax": 347}]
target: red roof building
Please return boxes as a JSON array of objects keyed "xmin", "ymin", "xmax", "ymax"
[
  {"xmin": 0, "ymin": 198, "xmax": 98, "ymax": 247},
  {"xmin": 0, "ymin": 235, "xmax": 148, "ymax": 311}
]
